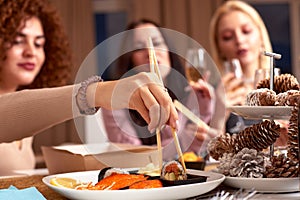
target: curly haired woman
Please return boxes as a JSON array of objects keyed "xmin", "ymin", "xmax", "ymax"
[
  {"xmin": 0, "ymin": 0, "xmax": 177, "ymax": 175},
  {"xmin": 0, "ymin": 0, "xmax": 72, "ymax": 175}
]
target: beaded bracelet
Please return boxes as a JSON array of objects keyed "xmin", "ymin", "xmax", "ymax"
[{"xmin": 75, "ymin": 75, "xmax": 103, "ymax": 115}]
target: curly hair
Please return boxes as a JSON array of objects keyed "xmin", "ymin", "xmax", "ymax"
[{"xmin": 0, "ymin": 0, "xmax": 72, "ymax": 89}]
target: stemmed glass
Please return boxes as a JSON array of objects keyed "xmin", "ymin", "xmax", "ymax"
[
  {"xmin": 185, "ymin": 48, "xmax": 208, "ymax": 82},
  {"xmin": 224, "ymin": 58, "xmax": 243, "ymax": 78}
]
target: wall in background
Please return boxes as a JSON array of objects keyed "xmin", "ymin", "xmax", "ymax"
[
  {"xmin": 93, "ymin": 0, "xmax": 299, "ymax": 79},
  {"xmin": 33, "ymin": 0, "xmax": 300, "ymax": 162}
]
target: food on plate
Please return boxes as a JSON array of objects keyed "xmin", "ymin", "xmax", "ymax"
[
  {"xmin": 50, "ymin": 164, "xmax": 209, "ymax": 191},
  {"xmin": 129, "ymin": 179, "xmax": 163, "ymax": 189},
  {"xmin": 179, "ymin": 152, "xmax": 206, "ymax": 170},
  {"xmin": 245, "ymin": 88, "xmax": 276, "ymax": 106},
  {"xmin": 98, "ymin": 167, "xmax": 129, "ymax": 181},
  {"xmin": 182, "ymin": 151, "xmax": 204, "ymax": 162},
  {"xmin": 137, "ymin": 163, "xmax": 161, "ymax": 177},
  {"xmin": 161, "ymin": 160, "xmax": 187, "ymax": 181},
  {"xmin": 50, "ymin": 177, "xmax": 81, "ymax": 189},
  {"xmin": 77, "ymin": 173, "xmax": 147, "ymax": 190}
]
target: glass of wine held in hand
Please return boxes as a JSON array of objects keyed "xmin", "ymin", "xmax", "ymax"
[{"xmin": 185, "ymin": 48, "xmax": 209, "ymax": 82}]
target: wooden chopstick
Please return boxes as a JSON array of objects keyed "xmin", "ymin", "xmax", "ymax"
[
  {"xmin": 174, "ymin": 99, "xmax": 218, "ymax": 143},
  {"xmin": 171, "ymin": 127, "xmax": 187, "ymax": 172},
  {"xmin": 148, "ymin": 38, "xmax": 155, "ymax": 74},
  {"xmin": 156, "ymin": 129, "xmax": 163, "ymax": 172},
  {"xmin": 147, "ymin": 37, "xmax": 163, "ymax": 171},
  {"xmin": 147, "ymin": 37, "xmax": 187, "ymax": 172},
  {"xmin": 147, "ymin": 38, "xmax": 163, "ymax": 85},
  {"xmin": 174, "ymin": 100, "xmax": 207, "ymax": 128}
]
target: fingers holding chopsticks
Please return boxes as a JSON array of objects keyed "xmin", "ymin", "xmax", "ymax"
[
  {"xmin": 147, "ymin": 84, "xmax": 178, "ymax": 132},
  {"xmin": 146, "ymin": 37, "xmax": 177, "ymax": 130},
  {"xmin": 109, "ymin": 72, "xmax": 178, "ymax": 131}
]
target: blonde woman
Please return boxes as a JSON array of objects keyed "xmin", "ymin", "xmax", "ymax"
[
  {"xmin": 210, "ymin": 0, "xmax": 272, "ymax": 82},
  {"xmin": 209, "ymin": 0, "xmax": 273, "ymax": 134},
  {"xmin": 209, "ymin": 0, "xmax": 289, "ymax": 147}
]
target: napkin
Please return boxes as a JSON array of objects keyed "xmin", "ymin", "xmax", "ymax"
[{"xmin": 0, "ymin": 185, "xmax": 46, "ymax": 200}]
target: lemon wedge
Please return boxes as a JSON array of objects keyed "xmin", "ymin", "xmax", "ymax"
[{"xmin": 50, "ymin": 177, "xmax": 79, "ymax": 189}]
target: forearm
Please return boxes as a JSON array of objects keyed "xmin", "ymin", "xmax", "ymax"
[{"xmin": 0, "ymin": 85, "xmax": 78, "ymax": 142}]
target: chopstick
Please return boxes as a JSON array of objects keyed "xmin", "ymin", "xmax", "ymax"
[
  {"xmin": 147, "ymin": 37, "xmax": 163, "ymax": 171},
  {"xmin": 174, "ymin": 99, "xmax": 219, "ymax": 158},
  {"xmin": 173, "ymin": 100, "xmax": 207, "ymax": 128},
  {"xmin": 147, "ymin": 37, "xmax": 186, "ymax": 173},
  {"xmin": 171, "ymin": 127, "xmax": 187, "ymax": 172},
  {"xmin": 148, "ymin": 38, "xmax": 163, "ymax": 86},
  {"xmin": 155, "ymin": 128, "xmax": 162, "ymax": 172}
]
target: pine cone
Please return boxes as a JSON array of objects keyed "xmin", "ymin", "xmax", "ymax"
[
  {"xmin": 287, "ymin": 103, "xmax": 299, "ymax": 161},
  {"xmin": 245, "ymin": 88, "xmax": 276, "ymax": 106},
  {"xmin": 229, "ymin": 148, "xmax": 266, "ymax": 178},
  {"xmin": 234, "ymin": 120, "xmax": 280, "ymax": 152},
  {"xmin": 275, "ymin": 90, "xmax": 300, "ymax": 106},
  {"xmin": 257, "ymin": 74, "xmax": 299, "ymax": 94},
  {"xmin": 264, "ymin": 154, "xmax": 299, "ymax": 178},
  {"xmin": 207, "ymin": 133, "xmax": 235, "ymax": 160},
  {"xmin": 216, "ymin": 152, "xmax": 234, "ymax": 176}
]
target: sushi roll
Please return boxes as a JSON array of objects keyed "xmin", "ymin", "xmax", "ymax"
[
  {"xmin": 161, "ymin": 160, "xmax": 187, "ymax": 181},
  {"xmin": 98, "ymin": 167, "xmax": 129, "ymax": 181}
]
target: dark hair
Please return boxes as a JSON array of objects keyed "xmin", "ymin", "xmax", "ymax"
[
  {"xmin": 104, "ymin": 19, "xmax": 190, "ymax": 143},
  {"xmin": 0, "ymin": 0, "xmax": 72, "ymax": 89},
  {"xmin": 103, "ymin": 19, "xmax": 186, "ymax": 81}
]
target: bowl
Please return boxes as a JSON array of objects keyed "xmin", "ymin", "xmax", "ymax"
[{"xmin": 184, "ymin": 161, "xmax": 206, "ymax": 170}]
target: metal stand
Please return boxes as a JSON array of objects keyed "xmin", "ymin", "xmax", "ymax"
[{"xmin": 263, "ymin": 51, "xmax": 282, "ymax": 158}]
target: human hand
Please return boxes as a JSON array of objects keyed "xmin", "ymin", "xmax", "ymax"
[
  {"xmin": 185, "ymin": 121, "xmax": 219, "ymax": 142},
  {"xmin": 189, "ymin": 79, "xmax": 214, "ymax": 99},
  {"xmin": 222, "ymin": 73, "xmax": 247, "ymax": 106},
  {"xmin": 94, "ymin": 72, "xmax": 178, "ymax": 132},
  {"xmin": 185, "ymin": 119, "xmax": 209, "ymax": 142}
]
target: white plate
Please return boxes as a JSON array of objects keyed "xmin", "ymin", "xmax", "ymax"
[
  {"xmin": 227, "ymin": 106, "xmax": 292, "ymax": 120},
  {"xmin": 42, "ymin": 169, "xmax": 225, "ymax": 200},
  {"xmin": 224, "ymin": 176, "xmax": 300, "ymax": 193}
]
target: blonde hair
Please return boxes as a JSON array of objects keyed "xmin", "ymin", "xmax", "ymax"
[{"xmin": 209, "ymin": 0, "xmax": 272, "ymax": 73}]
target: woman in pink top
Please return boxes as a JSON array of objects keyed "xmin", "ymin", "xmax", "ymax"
[{"xmin": 102, "ymin": 19, "xmax": 216, "ymax": 160}]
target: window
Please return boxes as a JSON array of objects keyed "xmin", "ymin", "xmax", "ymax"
[
  {"xmin": 93, "ymin": 0, "xmax": 131, "ymax": 77},
  {"xmin": 246, "ymin": 0, "xmax": 299, "ymax": 78}
]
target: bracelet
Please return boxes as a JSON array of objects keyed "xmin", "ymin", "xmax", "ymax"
[{"xmin": 75, "ymin": 75, "xmax": 103, "ymax": 115}]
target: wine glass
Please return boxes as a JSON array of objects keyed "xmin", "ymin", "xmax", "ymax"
[
  {"xmin": 224, "ymin": 58, "xmax": 243, "ymax": 78},
  {"xmin": 185, "ymin": 48, "xmax": 208, "ymax": 82}
]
